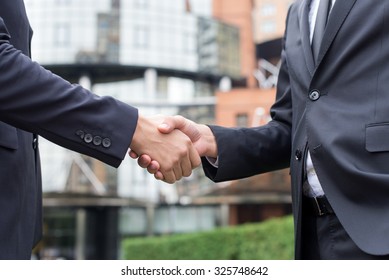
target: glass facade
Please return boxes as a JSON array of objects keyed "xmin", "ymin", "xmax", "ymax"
[
  {"xmin": 26, "ymin": 0, "xmax": 239, "ymax": 74},
  {"xmin": 198, "ymin": 17, "xmax": 240, "ymax": 78}
]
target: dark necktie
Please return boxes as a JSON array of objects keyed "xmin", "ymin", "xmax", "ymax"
[{"xmin": 312, "ymin": 0, "xmax": 332, "ymax": 63}]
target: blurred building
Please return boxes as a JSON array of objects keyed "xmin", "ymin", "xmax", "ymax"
[
  {"xmin": 24, "ymin": 0, "xmax": 291, "ymax": 260},
  {"xmin": 252, "ymin": 0, "xmax": 294, "ymax": 43}
]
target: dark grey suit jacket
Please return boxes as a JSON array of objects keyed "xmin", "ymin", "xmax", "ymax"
[
  {"xmin": 202, "ymin": 0, "xmax": 389, "ymax": 258},
  {"xmin": 0, "ymin": 0, "xmax": 138, "ymax": 259}
]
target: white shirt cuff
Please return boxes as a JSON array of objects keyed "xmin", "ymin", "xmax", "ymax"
[{"xmin": 206, "ymin": 156, "xmax": 219, "ymax": 168}]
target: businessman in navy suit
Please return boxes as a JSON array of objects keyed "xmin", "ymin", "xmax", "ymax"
[
  {"xmin": 137, "ymin": 0, "xmax": 389, "ymax": 259},
  {"xmin": 0, "ymin": 0, "xmax": 200, "ymax": 259}
]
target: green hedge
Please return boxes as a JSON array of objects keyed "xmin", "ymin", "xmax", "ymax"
[{"xmin": 121, "ymin": 215, "xmax": 294, "ymax": 260}]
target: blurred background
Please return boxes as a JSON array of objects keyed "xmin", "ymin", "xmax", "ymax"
[{"xmin": 24, "ymin": 0, "xmax": 293, "ymax": 260}]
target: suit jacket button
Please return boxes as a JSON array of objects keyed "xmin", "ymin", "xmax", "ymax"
[
  {"xmin": 295, "ymin": 149, "xmax": 302, "ymax": 161},
  {"xmin": 93, "ymin": 136, "xmax": 102, "ymax": 146},
  {"xmin": 84, "ymin": 133, "xmax": 93, "ymax": 143},
  {"xmin": 309, "ymin": 90, "xmax": 320, "ymax": 101},
  {"xmin": 32, "ymin": 136, "xmax": 39, "ymax": 150},
  {"xmin": 76, "ymin": 130, "xmax": 85, "ymax": 139},
  {"xmin": 102, "ymin": 138, "xmax": 111, "ymax": 148}
]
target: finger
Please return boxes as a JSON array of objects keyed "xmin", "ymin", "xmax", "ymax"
[
  {"xmin": 158, "ymin": 115, "xmax": 186, "ymax": 134},
  {"xmin": 147, "ymin": 160, "xmax": 160, "ymax": 174},
  {"xmin": 162, "ymin": 170, "xmax": 176, "ymax": 184},
  {"xmin": 180, "ymin": 150, "xmax": 192, "ymax": 177},
  {"xmin": 137, "ymin": 154, "xmax": 152, "ymax": 168},
  {"xmin": 177, "ymin": 117, "xmax": 201, "ymax": 143},
  {"xmin": 188, "ymin": 144, "xmax": 201, "ymax": 169},
  {"xmin": 157, "ymin": 122, "xmax": 173, "ymax": 134},
  {"xmin": 181, "ymin": 142, "xmax": 194, "ymax": 177},
  {"xmin": 129, "ymin": 150, "xmax": 139, "ymax": 159},
  {"xmin": 159, "ymin": 116, "xmax": 201, "ymax": 143},
  {"xmin": 173, "ymin": 160, "xmax": 183, "ymax": 182},
  {"xmin": 154, "ymin": 171, "xmax": 164, "ymax": 180}
]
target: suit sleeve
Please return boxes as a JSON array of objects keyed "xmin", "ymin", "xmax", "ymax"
[
  {"xmin": 0, "ymin": 17, "xmax": 138, "ymax": 167},
  {"xmin": 201, "ymin": 6, "xmax": 294, "ymax": 182}
]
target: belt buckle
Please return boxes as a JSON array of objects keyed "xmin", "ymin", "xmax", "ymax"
[{"xmin": 313, "ymin": 196, "xmax": 324, "ymax": 216}]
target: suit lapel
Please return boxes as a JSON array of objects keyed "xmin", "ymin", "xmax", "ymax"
[
  {"xmin": 299, "ymin": 0, "xmax": 315, "ymax": 75},
  {"xmin": 315, "ymin": 0, "xmax": 358, "ymax": 67}
]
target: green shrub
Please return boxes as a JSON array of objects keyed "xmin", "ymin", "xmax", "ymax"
[{"xmin": 121, "ymin": 215, "xmax": 294, "ymax": 260}]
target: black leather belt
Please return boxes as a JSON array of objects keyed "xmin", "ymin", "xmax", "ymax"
[{"xmin": 306, "ymin": 195, "xmax": 334, "ymax": 216}]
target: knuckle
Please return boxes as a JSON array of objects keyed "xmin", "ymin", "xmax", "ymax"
[
  {"xmin": 179, "ymin": 149, "xmax": 187, "ymax": 158},
  {"xmin": 147, "ymin": 167, "xmax": 155, "ymax": 174},
  {"xmin": 181, "ymin": 143, "xmax": 191, "ymax": 154},
  {"xmin": 165, "ymin": 178, "xmax": 174, "ymax": 184},
  {"xmin": 171, "ymin": 157, "xmax": 180, "ymax": 167},
  {"xmin": 183, "ymin": 137, "xmax": 192, "ymax": 145}
]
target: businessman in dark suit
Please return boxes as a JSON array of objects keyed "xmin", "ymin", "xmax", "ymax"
[
  {"xmin": 136, "ymin": 0, "xmax": 389, "ymax": 259},
  {"xmin": 0, "ymin": 0, "xmax": 200, "ymax": 259}
]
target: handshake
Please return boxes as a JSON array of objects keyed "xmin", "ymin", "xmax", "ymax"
[{"xmin": 129, "ymin": 115, "xmax": 218, "ymax": 184}]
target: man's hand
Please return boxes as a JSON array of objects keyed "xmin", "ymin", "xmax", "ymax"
[
  {"xmin": 129, "ymin": 115, "xmax": 217, "ymax": 181},
  {"xmin": 158, "ymin": 115, "xmax": 217, "ymax": 157},
  {"xmin": 129, "ymin": 115, "xmax": 201, "ymax": 184}
]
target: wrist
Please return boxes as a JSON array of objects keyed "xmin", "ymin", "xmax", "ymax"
[
  {"xmin": 130, "ymin": 115, "xmax": 148, "ymax": 152},
  {"xmin": 200, "ymin": 124, "xmax": 218, "ymax": 158}
]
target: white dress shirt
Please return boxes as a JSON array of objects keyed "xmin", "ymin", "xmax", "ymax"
[{"xmin": 304, "ymin": 0, "xmax": 335, "ymax": 197}]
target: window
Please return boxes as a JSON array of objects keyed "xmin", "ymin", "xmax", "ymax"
[
  {"xmin": 261, "ymin": 3, "xmax": 276, "ymax": 16},
  {"xmin": 135, "ymin": 0, "xmax": 148, "ymax": 8},
  {"xmin": 183, "ymin": 33, "xmax": 196, "ymax": 53},
  {"xmin": 236, "ymin": 113, "xmax": 249, "ymax": 127},
  {"xmin": 134, "ymin": 26, "xmax": 148, "ymax": 48},
  {"xmin": 56, "ymin": 0, "xmax": 71, "ymax": 4},
  {"xmin": 261, "ymin": 20, "xmax": 276, "ymax": 33},
  {"xmin": 54, "ymin": 23, "xmax": 70, "ymax": 46}
]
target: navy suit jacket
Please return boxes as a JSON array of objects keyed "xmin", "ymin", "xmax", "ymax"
[
  {"xmin": 202, "ymin": 0, "xmax": 389, "ymax": 258},
  {"xmin": 0, "ymin": 0, "xmax": 138, "ymax": 259}
]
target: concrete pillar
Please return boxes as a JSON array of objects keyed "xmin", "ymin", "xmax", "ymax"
[
  {"xmin": 75, "ymin": 209, "xmax": 87, "ymax": 260},
  {"xmin": 79, "ymin": 74, "xmax": 92, "ymax": 90},
  {"xmin": 220, "ymin": 203, "xmax": 230, "ymax": 227},
  {"xmin": 219, "ymin": 76, "xmax": 232, "ymax": 92},
  {"xmin": 146, "ymin": 203, "xmax": 155, "ymax": 236},
  {"xmin": 144, "ymin": 68, "xmax": 157, "ymax": 101}
]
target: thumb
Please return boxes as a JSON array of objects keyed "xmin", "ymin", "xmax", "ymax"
[
  {"xmin": 158, "ymin": 115, "xmax": 201, "ymax": 143},
  {"xmin": 157, "ymin": 122, "xmax": 173, "ymax": 134},
  {"xmin": 158, "ymin": 115, "xmax": 187, "ymax": 134}
]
